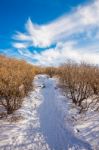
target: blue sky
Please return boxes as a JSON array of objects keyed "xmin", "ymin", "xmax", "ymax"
[{"xmin": 0, "ymin": 0, "xmax": 99, "ymax": 66}]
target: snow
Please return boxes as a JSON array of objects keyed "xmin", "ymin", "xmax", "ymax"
[
  {"xmin": 0, "ymin": 75, "xmax": 99, "ymax": 150},
  {"xmin": 73, "ymin": 111, "xmax": 99, "ymax": 150},
  {"xmin": 60, "ymin": 95, "xmax": 99, "ymax": 150}
]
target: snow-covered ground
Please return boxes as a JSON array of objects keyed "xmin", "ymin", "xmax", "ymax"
[{"xmin": 0, "ymin": 75, "xmax": 99, "ymax": 150}]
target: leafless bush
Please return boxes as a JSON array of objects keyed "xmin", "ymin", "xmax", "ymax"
[
  {"xmin": 0, "ymin": 55, "xmax": 39, "ymax": 114},
  {"xmin": 44, "ymin": 67, "xmax": 57, "ymax": 77},
  {"xmin": 58, "ymin": 61, "xmax": 99, "ymax": 112}
]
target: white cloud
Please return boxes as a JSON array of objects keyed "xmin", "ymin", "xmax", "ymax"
[
  {"xmin": 17, "ymin": 48, "xmax": 34, "ymax": 58},
  {"xmin": 31, "ymin": 41, "xmax": 99, "ymax": 66},
  {"xmin": 12, "ymin": 0, "xmax": 99, "ymax": 66},
  {"xmin": 13, "ymin": 0, "xmax": 99, "ymax": 48},
  {"xmin": 16, "ymin": 41, "xmax": 99, "ymax": 66},
  {"xmin": 12, "ymin": 42, "xmax": 29, "ymax": 49},
  {"xmin": 12, "ymin": 31, "xmax": 31, "ymax": 41}
]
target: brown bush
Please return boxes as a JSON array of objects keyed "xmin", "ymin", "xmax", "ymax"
[
  {"xmin": 44, "ymin": 67, "xmax": 57, "ymax": 77},
  {"xmin": 58, "ymin": 61, "xmax": 99, "ymax": 112},
  {"xmin": 0, "ymin": 55, "xmax": 38, "ymax": 114}
]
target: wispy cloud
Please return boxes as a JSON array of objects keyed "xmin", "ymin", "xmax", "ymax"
[
  {"xmin": 12, "ymin": 42, "xmax": 29, "ymax": 49},
  {"xmin": 12, "ymin": 0, "xmax": 99, "ymax": 66},
  {"xmin": 31, "ymin": 41, "xmax": 99, "ymax": 66}
]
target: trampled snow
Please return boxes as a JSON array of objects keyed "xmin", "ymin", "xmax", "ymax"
[{"xmin": 0, "ymin": 75, "xmax": 98, "ymax": 150}]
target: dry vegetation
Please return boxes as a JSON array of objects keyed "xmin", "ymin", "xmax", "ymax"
[
  {"xmin": 0, "ymin": 54, "xmax": 99, "ymax": 114},
  {"xmin": 45, "ymin": 62, "xmax": 99, "ymax": 112},
  {"xmin": 44, "ymin": 67, "xmax": 57, "ymax": 77},
  {"xmin": 0, "ymin": 55, "xmax": 39, "ymax": 114}
]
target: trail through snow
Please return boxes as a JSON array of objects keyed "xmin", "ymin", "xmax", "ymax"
[{"xmin": 0, "ymin": 75, "xmax": 95, "ymax": 150}]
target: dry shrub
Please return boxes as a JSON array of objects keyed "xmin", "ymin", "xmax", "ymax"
[
  {"xmin": 58, "ymin": 61, "xmax": 99, "ymax": 112},
  {"xmin": 44, "ymin": 67, "xmax": 57, "ymax": 77},
  {"xmin": 0, "ymin": 55, "xmax": 38, "ymax": 114},
  {"xmin": 35, "ymin": 67, "xmax": 45, "ymax": 75}
]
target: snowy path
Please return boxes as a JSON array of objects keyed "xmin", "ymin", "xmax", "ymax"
[{"xmin": 0, "ymin": 75, "xmax": 93, "ymax": 150}]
